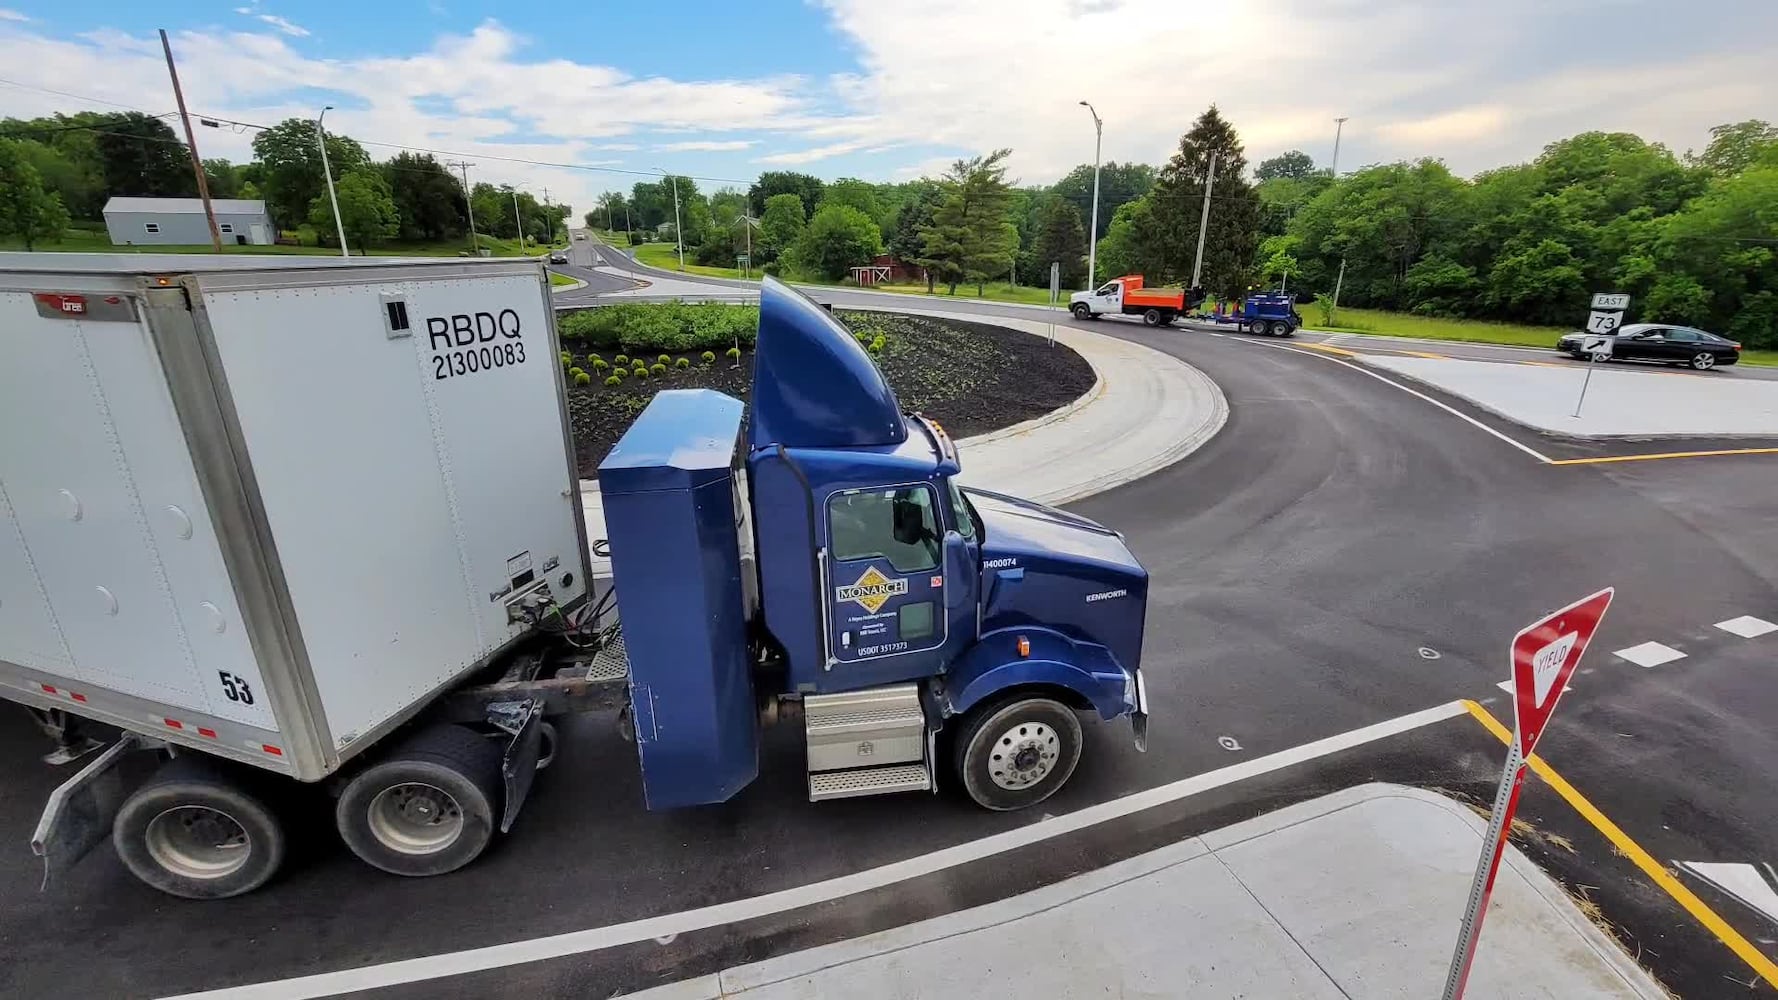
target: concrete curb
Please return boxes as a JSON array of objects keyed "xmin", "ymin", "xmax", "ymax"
[
  {"xmin": 621, "ymin": 783, "xmax": 1665, "ymax": 1000},
  {"xmin": 549, "ymin": 275, "xmax": 589, "ymax": 293}
]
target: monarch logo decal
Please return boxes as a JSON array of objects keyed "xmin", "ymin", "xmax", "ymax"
[{"xmin": 835, "ymin": 566, "xmax": 908, "ymax": 613}]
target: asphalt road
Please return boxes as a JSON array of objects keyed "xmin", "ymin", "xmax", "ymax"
[
  {"xmin": 545, "ymin": 235, "xmax": 645, "ymax": 303},
  {"xmin": 3, "ymin": 267, "xmax": 1776, "ymax": 998}
]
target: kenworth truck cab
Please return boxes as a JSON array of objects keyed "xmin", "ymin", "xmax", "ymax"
[{"xmin": 602, "ymin": 277, "xmax": 1150, "ymax": 810}]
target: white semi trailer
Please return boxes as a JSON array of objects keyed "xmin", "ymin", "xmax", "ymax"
[{"xmin": 0, "ymin": 254, "xmax": 597, "ymax": 897}]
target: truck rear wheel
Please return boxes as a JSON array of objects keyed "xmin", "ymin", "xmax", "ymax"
[
  {"xmin": 1071, "ymin": 303, "xmax": 1092, "ymax": 320},
  {"xmin": 953, "ymin": 696, "xmax": 1082, "ymax": 811},
  {"xmin": 113, "ymin": 755, "xmax": 287, "ymax": 899},
  {"xmin": 336, "ymin": 724, "xmax": 502, "ymax": 878},
  {"xmin": 1142, "ymin": 308, "xmax": 1162, "ymax": 326}
]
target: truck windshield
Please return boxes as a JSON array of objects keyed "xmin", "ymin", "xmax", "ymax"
[{"xmin": 947, "ymin": 478, "xmax": 980, "ymax": 541}]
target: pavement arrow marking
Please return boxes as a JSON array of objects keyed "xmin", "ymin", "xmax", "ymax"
[{"xmin": 1678, "ymin": 862, "xmax": 1778, "ymax": 926}]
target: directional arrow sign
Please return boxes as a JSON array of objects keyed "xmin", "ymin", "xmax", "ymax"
[{"xmin": 1511, "ymin": 588, "xmax": 1613, "ymax": 759}]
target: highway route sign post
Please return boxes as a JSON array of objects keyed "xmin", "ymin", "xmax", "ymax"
[
  {"xmin": 1443, "ymin": 587, "xmax": 1615, "ymax": 1000},
  {"xmin": 1573, "ymin": 293, "xmax": 1629, "ymax": 417}
]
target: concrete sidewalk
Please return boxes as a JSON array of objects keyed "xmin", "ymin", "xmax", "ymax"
[
  {"xmin": 1365, "ymin": 355, "xmax": 1778, "ymax": 438},
  {"xmin": 624, "ymin": 784, "xmax": 1663, "ymax": 1000},
  {"xmin": 578, "ymin": 307, "xmax": 1224, "ymax": 569}
]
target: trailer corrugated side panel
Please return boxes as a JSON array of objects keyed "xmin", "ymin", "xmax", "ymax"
[
  {"xmin": 193, "ymin": 266, "xmax": 587, "ymax": 755},
  {"xmin": 0, "ymin": 284, "xmax": 287, "ymax": 762}
]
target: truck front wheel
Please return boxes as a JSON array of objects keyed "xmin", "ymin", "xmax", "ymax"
[
  {"xmin": 336, "ymin": 724, "xmax": 503, "ymax": 878},
  {"xmin": 953, "ymin": 696, "xmax": 1083, "ymax": 811},
  {"xmin": 1071, "ymin": 303, "xmax": 1092, "ymax": 320},
  {"xmin": 113, "ymin": 755, "xmax": 288, "ymax": 899}
]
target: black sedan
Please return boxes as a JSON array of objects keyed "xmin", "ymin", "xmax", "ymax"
[{"xmin": 1556, "ymin": 323, "xmax": 1741, "ymax": 370}]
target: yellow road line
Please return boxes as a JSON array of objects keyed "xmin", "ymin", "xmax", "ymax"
[
  {"xmin": 1461, "ymin": 700, "xmax": 1778, "ymax": 989},
  {"xmin": 1298, "ymin": 342, "xmax": 1360, "ymax": 357},
  {"xmin": 1406, "ymin": 350, "xmax": 1447, "ymax": 359},
  {"xmin": 1519, "ymin": 360, "xmax": 1570, "ymax": 368},
  {"xmin": 1548, "ymin": 447, "xmax": 1778, "ymax": 466}
]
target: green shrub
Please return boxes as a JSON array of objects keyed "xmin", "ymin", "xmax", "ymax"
[
  {"xmin": 591, "ymin": 358, "xmax": 609, "ymax": 371},
  {"xmin": 868, "ymin": 336, "xmax": 885, "ymax": 353},
  {"xmin": 633, "ymin": 366, "xmax": 648, "ymax": 378},
  {"xmin": 614, "ymin": 353, "xmax": 629, "ymax": 365},
  {"xmin": 674, "ymin": 357, "xmax": 690, "ymax": 369},
  {"xmin": 569, "ymin": 366, "xmax": 585, "ymax": 378},
  {"xmin": 613, "ymin": 367, "xmax": 627, "ymax": 379},
  {"xmin": 657, "ymin": 354, "xmax": 671, "ymax": 364},
  {"xmin": 604, "ymin": 375, "xmax": 621, "ymax": 386},
  {"xmin": 700, "ymin": 350, "xmax": 716, "ymax": 363},
  {"xmin": 586, "ymin": 353, "xmax": 602, "ymax": 364},
  {"xmin": 573, "ymin": 371, "xmax": 591, "ymax": 385},
  {"xmin": 559, "ymin": 351, "xmax": 572, "ymax": 364},
  {"xmin": 725, "ymin": 346, "xmax": 742, "ymax": 359},
  {"xmin": 650, "ymin": 363, "xmax": 668, "ymax": 375}
]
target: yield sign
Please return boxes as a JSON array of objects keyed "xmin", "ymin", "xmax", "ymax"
[{"xmin": 1511, "ymin": 588, "xmax": 1613, "ymax": 758}]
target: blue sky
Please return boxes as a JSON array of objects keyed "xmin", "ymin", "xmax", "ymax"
[{"xmin": 1, "ymin": 0, "xmax": 1774, "ymax": 217}]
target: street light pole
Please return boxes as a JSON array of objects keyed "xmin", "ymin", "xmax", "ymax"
[
  {"xmin": 1078, "ymin": 100, "xmax": 1103, "ymax": 290},
  {"xmin": 656, "ymin": 168, "xmax": 684, "ymax": 271},
  {"xmin": 317, "ymin": 106, "xmax": 348, "ymax": 257},
  {"xmin": 1331, "ymin": 117, "xmax": 1349, "ymax": 178}
]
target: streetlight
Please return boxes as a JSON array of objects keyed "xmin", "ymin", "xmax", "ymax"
[
  {"xmin": 1079, "ymin": 101, "xmax": 1103, "ymax": 290},
  {"xmin": 1331, "ymin": 116, "xmax": 1349, "ymax": 178},
  {"xmin": 317, "ymin": 106, "xmax": 348, "ymax": 257},
  {"xmin": 655, "ymin": 167, "xmax": 684, "ymax": 272}
]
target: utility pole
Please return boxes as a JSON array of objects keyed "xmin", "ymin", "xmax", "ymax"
[
  {"xmin": 1190, "ymin": 151, "xmax": 1218, "ymax": 290},
  {"xmin": 448, "ymin": 160, "xmax": 478, "ymax": 253},
  {"xmin": 543, "ymin": 187, "xmax": 552, "ymax": 242},
  {"xmin": 511, "ymin": 188, "xmax": 525, "ymax": 252},
  {"xmin": 656, "ymin": 168, "xmax": 684, "ymax": 271},
  {"xmin": 1331, "ymin": 117, "xmax": 1349, "ymax": 178},
  {"xmin": 158, "ymin": 28, "xmax": 221, "ymax": 252},
  {"xmin": 1079, "ymin": 100, "xmax": 1103, "ymax": 289},
  {"xmin": 316, "ymin": 106, "xmax": 348, "ymax": 256},
  {"xmin": 1330, "ymin": 257, "xmax": 1347, "ymax": 325},
  {"xmin": 623, "ymin": 205, "xmax": 632, "ymax": 246}
]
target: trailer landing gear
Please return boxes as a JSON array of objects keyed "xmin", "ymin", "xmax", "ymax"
[{"xmin": 952, "ymin": 696, "xmax": 1083, "ymax": 811}]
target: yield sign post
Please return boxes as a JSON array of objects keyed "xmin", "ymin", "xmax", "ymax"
[{"xmin": 1443, "ymin": 587, "xmax": 1614, "ymax": 1000}]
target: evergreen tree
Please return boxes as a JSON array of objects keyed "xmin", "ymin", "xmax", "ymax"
[
  {"xmin": 1028, "ymin": 196, "xmax": 1089, "ymax": 289},
  {"xmin": 1130, "ymin": 106, "xmax": 1260, "ymax": 296},
  {"xmin": 919, "ymin": 149, "xmax": 1017, "ymax": 295}
]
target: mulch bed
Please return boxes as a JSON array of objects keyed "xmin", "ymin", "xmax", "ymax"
[{"xmin": 563, "ymin": 309, "xmax": 1094, "ymax": 479}]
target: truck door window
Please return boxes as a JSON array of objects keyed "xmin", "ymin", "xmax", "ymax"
[
  {"xmin": 1097, "ymin": 283, "xmax": 1118, "ymax": 296},
  {"xmin": 828, "ymin": 486, "xmax": 940, "ymax": 572}
]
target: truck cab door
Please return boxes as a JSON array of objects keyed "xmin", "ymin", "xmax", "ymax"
[
  {"xmin": 823, "ymin": 484, "xmax": 951, "ymax": 686},
  {"xmin": 1094, "ymin": 282, "xmax": 1122, "ymax": 313}
]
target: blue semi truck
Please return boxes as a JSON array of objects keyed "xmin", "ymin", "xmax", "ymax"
[
  {"xmin": 7, "ymin": 257, "xmax": 1147, "ymax": 899},
  {"xmin": 600, "ymin": 277, "xmax": 1150, "ymax": 812}
]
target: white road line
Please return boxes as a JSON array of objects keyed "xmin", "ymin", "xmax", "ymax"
[
  {"xmin": 1496, "ymin": 679, "xmax": 1570, "ymax": 695},
  {"xmin": 159, "ymin": 701, "xmax": 1473, "ymax": 1000},
  {"xmin": 1677, "ymin": 861, "xmax": 1778, "ymax": 924},
  {"xmin": 1246, "ymin": 340, "xmax": 1556, "ymax": 464},
  {"xmin": 1715, "ymin": 615, "xmax": 1778, "ymax": 639},
  {"xmin": 1613, "ymin": 641, "xmax": 1687, "ymax": 668}
]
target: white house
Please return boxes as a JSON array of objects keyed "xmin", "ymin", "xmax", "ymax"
[{"xmin": 103, "ymin": 197, "xmax": 276, "ymax": 246}]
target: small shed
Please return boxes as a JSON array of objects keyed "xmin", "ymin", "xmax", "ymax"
[{"xmin": 103, "ymin": 198, "xmax": 276, "ymax": 246}]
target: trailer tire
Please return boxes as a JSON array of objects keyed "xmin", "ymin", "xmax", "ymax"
[
  {"xmin": 113, "ymin": 755, "xmax": 287, "ymax": 900},
  {"xmin": 952, "ymin": 696, "xmax": 1082, "ymax": 812},
  {"xmin": 1071, "ymin": 303, "xmax": 1092, "ymax": 320},
  {"xmin": 1142, "ymin": 308, "xmax": 1162, "ymax": 327},
  {"xmin": 1265, "ymin": 320, "xmax": 1285, "ymax": 337},
  {"xmin": 336, "ymin": 724, "xmax": 502, "ymax": 878},
  {"xmin": 1161, "ymin": 311, "xmax": 1177, "ymax": 326}
]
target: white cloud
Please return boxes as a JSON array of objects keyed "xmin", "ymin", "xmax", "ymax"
[
  {"xmin": 755, "ymin": 139, "xmax": 874, "ymax": 165},
  {"xmin": 0, "ymin": 7, "xmax": 31, "ymax": 20},
  {"xmin": 254, "ymin": 14, "xmax": 310, "ymax": 38},
  {"xmin": 655, "ymin": 139, "xmax": 756, "ymax": 152}
]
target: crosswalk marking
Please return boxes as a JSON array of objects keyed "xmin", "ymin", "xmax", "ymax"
[
  {"xmin": 1613, "ymin": 641, "xmax": 1687, "ymax": 668},
  {"xmin": 1715, "ymin": 615, "xmax": 1778, "ymax": 639}
]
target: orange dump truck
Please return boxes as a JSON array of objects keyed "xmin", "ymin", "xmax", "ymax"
[{"xmin": 1069, "ymin": 275, "xmax": 1207, "ymax": 326}]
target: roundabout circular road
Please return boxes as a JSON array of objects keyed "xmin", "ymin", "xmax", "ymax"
[{"xmin": 3, "ymin": 293, "xmax": 1776, "ymax": 1000}]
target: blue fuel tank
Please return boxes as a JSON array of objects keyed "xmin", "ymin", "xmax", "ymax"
[{"xmin": 598, "ymin": 389, "xmax": 758, "ymax": 809}]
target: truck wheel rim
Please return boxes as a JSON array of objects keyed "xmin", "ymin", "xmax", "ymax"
[
  {"xmin": 368, "ymin": 783, "xmax": 464, "ymax": 855},
  {"xmin": 145, "ymin": 806, "xmax": 250, "ymax": 880},
  {"xmin": 988, "ymin": 722, "xmax": 1060, "ymax": 790}
]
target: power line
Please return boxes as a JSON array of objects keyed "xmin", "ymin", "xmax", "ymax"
[{"xmin": 0, "ymin": 77, "xmax": 161, "ymax": 114}]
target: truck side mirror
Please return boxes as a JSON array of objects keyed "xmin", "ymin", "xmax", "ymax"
[{"xmin": 941, "ymin": 531, "xmax": 971, "ymax": 610}]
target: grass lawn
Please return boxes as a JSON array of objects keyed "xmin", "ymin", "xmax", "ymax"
[
  {"xmin": 850, "ymin": 280, "xmax": 1063, "ymax": 307},
  {"xmin": 548, "ymin": 271, "xmax": 577, "ymax": 287},
  {"xmin": 1306, "ymin": 304, "xmax": 1777, "ymax": 367},
  {"xmin": 630, "ymin": 241, "xmax": 753, "ymax": 280}
]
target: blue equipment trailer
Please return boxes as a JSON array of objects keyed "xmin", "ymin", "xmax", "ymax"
[
  {"xmin": 601, "ymin": 277, "xmax": 1150, "ymax": 809},
  {"xmin": 1234, "ymin": 291, "xmax": 1303, "ymax": 337}
]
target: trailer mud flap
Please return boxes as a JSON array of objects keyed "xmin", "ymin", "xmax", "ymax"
[
  {"xmin": 1132, "ymin": 670, "xmax": 1150, "ymax": 753},
  {"xmin": 488, "ymin": 700, "xmax": 544, "ymax": 833},
  {"xmin": 31, "ymin": 734, "xmax": 143, "ymax": 888}
]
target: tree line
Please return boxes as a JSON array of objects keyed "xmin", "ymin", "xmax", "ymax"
[{"xmin": 0, "ymin": 111, "xmax": 568, "ymax": 251}]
